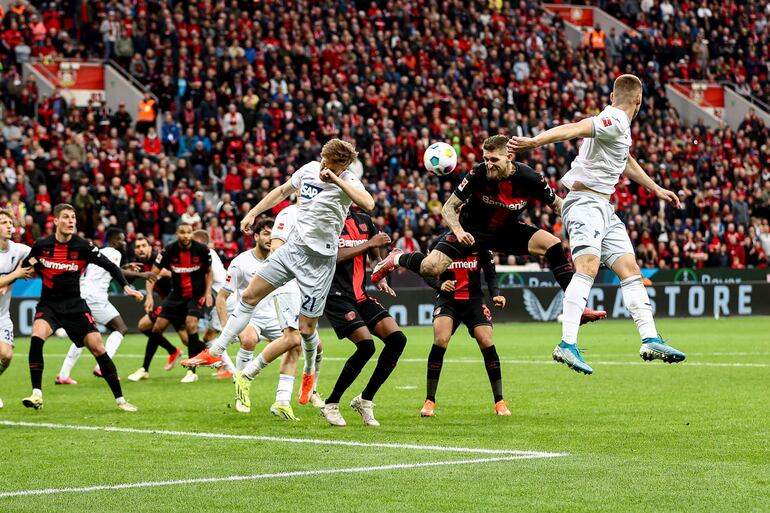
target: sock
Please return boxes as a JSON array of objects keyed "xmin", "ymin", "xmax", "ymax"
[
  {"xmin": 562, "ymin": 273, "xmax": 593, "ymax": 344},
  {"xmin": 620, "ymin": 275, "xmax": 658, "ymax": 340},
  {"xmin": 481, "ymin": 345, "xmax": 503, "ymax": 403},
  {"xmin": 214, "ymin": 300, "xmax": 256, "ymax": 350},
  {"xmin": 29, "ymin": 336, "xmax": 45, "ymax": 390},
  {"xmin": 142, "ymin": 331, "xmax": 160, "ymax": 370},
  {"xmin": 425, "ymin": 344, "xmax": 446, "ymax": 402},
  {"xmin": 0, "ymin": 359, "xmax": 6, "ymax": 375},
  {"xmin": 243, "ymin": 353, "xmax": 269, "ymax": 380},
  {"xmin": 361, "ymin": 331, "xmax": 407, "ymax": 401},
  {"xmin": 95, "ymin": 352, "xmax": 123, "ymax": 399},
  {"xmin": 235, "ymin": 348, "xmax": 254, "ymax": 371},
  {"xmin": 275, "ymin": 373, "xmax": 295, "ymax": 403},
  {"xmin": 396, "ymin": 252, "xmax": 426, "ymax": 275},
  {"xmin": 59, "ymin": 343, "xmax": 83, "ymax": 378},
  {"xmin": 327, "ymin": 339, "xmax": 375, "ymax": 404},
  {"xmin": 105, "ymin": 331, "xmax": 124, "ymax": 358},
  {"xmin": 156, "ymin": 334, "xmax": 177, "ymax": 354},
  {"xmin": 187, "ymin": 331, "xmax": 205, "ymax": 357},
  {"xmin": 302, "ymin": 330, "xmax": 320, "ymax": 374},
  {"xmin": 220, "ymin": 351, "xmax": 236, "ymax": 373},
  {"xmin": 545, "ymin": 244, "xmax": 575, "ymax": 291},
  {"xmin": 313, "ymin": 350, "xmax": 323, "ymax": 392}
]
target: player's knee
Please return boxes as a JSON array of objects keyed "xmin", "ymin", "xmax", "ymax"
[
  {"xmin": 575, "ymin": 255, "xmax": 600, "ymax": 277},
  {"xmin": 357, "ymin": 339, "xmax": 376, "ymax": 360},
  {"xmin": 383, "ymin": 331, "xmax": 407, "ymax": 359},
  {"xmin": 421, "ymin": 259, "xmax": 442, "ymax": 278},
  {"xmin": 287, "ymin": 329, "xmax": 303, "ymax": 348},
  {"xmin": 184, "ymin": 319, "xmax": 198, "ymax": 333},
  {"xmin": 240, "ymin": 337, "xmax": 257, "ymax": 351},
  {"xmin": 433, "ymin": 335, "xmax": 450, "ymax": 348},
  {"xmin": 0, "ymin": 351, "xmax": 11, "ymax": 373}
]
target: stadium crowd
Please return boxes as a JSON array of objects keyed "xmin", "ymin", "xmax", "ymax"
[{"xmin": 0, "ymin": 0, "xmax": 768, "ymax": 272}]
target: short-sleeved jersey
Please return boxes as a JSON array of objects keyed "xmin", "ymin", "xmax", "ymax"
[
  {"xmin": 425, "ymin": 244, "xmax": 499, "ymax": 302},
  {"xmin": 222, "ymin": 249, "xmax": 264, "ymax": 304},
  {"xmin": 454, "ymin": 162, "xmax": 556, "ymax": 234},
  {"xmin": 80, "ymin": 246, "xmax": 122, "ymax": 300},
  {"xmin": 25, "ymin": 234, "xmax": 128, "ymax": 304},
  {"xmin": 330, "ymin": 211, "xmax": 378, "ymax": 302},
  {"xmin": 0, "ymin": 241, "xmax": 30, "ymax": 320},
  {"xmin": 209, "ymin": 248, "xmax": 226, "ymax": 294},
  {"xmin": 155, "ymin": 240, "xmax": 211, "ymax": 300},
  {"xmin": 135, "ymin": 250, "xmax": 172, "ymax": 299},
  {"xmin": 290, "ymin": 161, "xmax": 365, "ymax": 256},
  {"xmin": 272, "ymin": 205, "xmax": 298, "ymax": 243},
  {"xmin": 561, "ymin": 105, "xmax": 632, "ymax": 194}
]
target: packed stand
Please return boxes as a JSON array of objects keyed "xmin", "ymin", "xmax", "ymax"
[{"xmin": 0, "ymin": 0, "xmax": 768, "ymax": 272}]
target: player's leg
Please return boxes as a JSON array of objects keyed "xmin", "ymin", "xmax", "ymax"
[
  {"xmin": 311, "ymin": 341, "xmax": 325, "ymax": 407},
  {"xmin": 235, "ymin": 326, "xmax": 258, "ymax": 371},
  {"xmin": 372, "ymin": 235, "xmax": 455, "ymax": 282},
  {"xmin": 23, "ymin": 316, "xmax": 54, "ymax": 409},
  {"xmin": 471, "ymin": 322, "xmax": 509, "ymax": 416},
  {"xmin": 140, "ymin": 312, "xmax": 182, "ymax": 370},
  {"xmin": 361, "ymin": 316, "xmax": 407, "ymax": 402},
  {"xmin": 82, "ymin": 331, "xmax": 136, "ymax": 411},
  {"xmin": 130, "ymin": 315, "xmax": 171, "ymax": 381},
  {"xmin": 56, "ymin": 342, "xmax": 83, "ymax": 384},
  {"xmin": 421, "ymin": 313, "xmax": 455, "ymax": 417},
  {"xmin": 271, "ymin": 344, "xmax": 300, "ymax": 421},
  {"xmin": 94, "ymin": 315, "xmax": 128, "ymax": 377},
  {"xmin": 0, "ymin": 338, "xmax": 12, "ymax": 409},
  {"xmin": 322, "ymin": 326, "xmax": 376, "ymax": 427},
  {"xmin": 180, "ymin": 313, "xmax": 206, "ymax": 382}
]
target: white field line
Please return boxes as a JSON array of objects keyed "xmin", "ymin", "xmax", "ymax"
[
  {"xmin": 0, "ymin": 421, "xmax": 565, "ymax": 457},
  {"xmin": 0, "ymin": 455, "xmax": 557, "ymax": 498}
]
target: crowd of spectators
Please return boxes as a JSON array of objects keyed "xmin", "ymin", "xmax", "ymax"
[{"xmin": 0, "ymin": 0, "xmax": 768, "ymax": 273}]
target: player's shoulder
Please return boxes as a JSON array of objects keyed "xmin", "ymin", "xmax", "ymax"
[
  {"xmin": 513, "ymin": 161, "xmax": 540, "ymax": 180},
  {"xmin": 296, "ymin": 160, "xmax": 321, "ymax": 178},
  {"xmin": 599, "ymin": 105, "xmax": 630, "ymax": 130},
  {"xmin": 101, "ymin": 246, "xmax": 121, "ymax": 257},
  {"xmin": 73, "ymin": 235, "xmax": 99, "ymax": 252},
  {"xmin": 350, "ymin": 209, "xmax": 372, "ymax": 223},
  {"xmin": 191, "ymin": 240, "xmax": 209, "ymax": 255},
  {"xmin": 10, "ymin": 241, "xmax": 31, "ymax": 256}
]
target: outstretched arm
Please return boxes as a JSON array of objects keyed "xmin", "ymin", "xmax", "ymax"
[
  {"xmin": 240, "ymin": 179, "xmax": 297, "ymax": 233},
  {"xmin": 441, "ymin": 194, "xmax": 474, "ymax": 247},
  {"xmin": 625, "ymin": 156, "xmax": 681, "ymax": 208},
  {"xmin": 507, "ymin": 118, "xmax": 594, "ymax": 152}
]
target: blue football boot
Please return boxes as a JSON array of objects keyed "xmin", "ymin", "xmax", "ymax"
[
  {"xmin": 640, "ymin": 336, "xmax": 686, "ymax": 363},
  {"xmin": 552, "ymin": 341, "xmax": 593, "ymax": 375}
]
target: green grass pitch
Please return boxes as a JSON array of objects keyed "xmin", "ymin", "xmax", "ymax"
[{"xmin": 1, "ymin": 317, "xmax": 768, "ymax": 512}]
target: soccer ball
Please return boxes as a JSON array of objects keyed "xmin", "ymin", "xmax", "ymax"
[{"xmin": 423, "ymin": 142, "xmax": 458, "ymax": 176}]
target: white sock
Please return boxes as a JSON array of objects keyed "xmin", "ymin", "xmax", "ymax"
[
  {"xmin": 59, "ymin": 344, "xmax": 83, "ymax": 378},
  {"xmin": 116, "ymin": 396, "xmax": 126, "ymax": 405},
  {"xmin": 393, "ymin": 253, "xmax": 401, "ymax": 266},
  {"xmin": 243, "ymin": 353, "xmax": 269, "ymax": 380},
  {"xmin": 32, "ymin": 388, "xmax": 42, "ymax": 397},
  {"xmin": 620, "ymin": 275, "xmax": 658, "ymax": 340},
  {"xmin": 105, "ymin": 331, "xmax": 124, "ymax": 358},
  {"xmin": 313, "ymin": 350, "xmax": 323, "ymax": 392},
  {"xmin": 236, "ymin": 348, "xmax": 254, "ymax": 371},
  {"xmin": 561, "ymin": 273, "xmax": 593, "ymax": 345},
  {"xmin": 302, "ymin": 330, "xmax": 320, "ymax": 374},
  {"xmin": 212, "ymin": 300, "xmax": 256, "ymax": 354},
  {"xmin": 221, "ymin": 351, "xmax": 236, "ymax": 373},
  {"xmin": 275, "ymin": 373, "xmax": 295, "ymax": 403}
]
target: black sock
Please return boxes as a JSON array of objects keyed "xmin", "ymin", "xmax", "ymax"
[
  {"xmin": 327, "ymin": 339, "xmax": 375, "ymax": 404},
  {"xmin": 425, "ymin": 344, "xmax": 446, "ymax": 402},
  {"xmin": 156, "ymin": 334, "xmax": 176, "ymax": 354},
  {"xmin": 29, "ymin": 336, "xmax": 45, "ymax": 390},
  {"xmin": 188, "ymin": 331, "xmax": 204, "ymax": 356},
  {"xmin": 481, "ymin": 345, "xmax": 503, "ymax": 403},
  {"xmin": 96, "ymin": 353, "xmax": 123, "ymax": 399},
  {"xmin": 545, "ymin": 244, "xmax": 574, "ymax": 291},
  {"xmin": 142, "ymin": 330, "xmax": 159, "ymax": 370},
  {"xmin": 362, "ymin": 331, "xmax": 407, "ymax": 401},
  {"xmin": 399, "ymin": 252, "xmax": 427, "ymax": 275}
]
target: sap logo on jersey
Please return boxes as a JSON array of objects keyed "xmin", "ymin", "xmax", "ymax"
[{"xmin": 301, "ymin": 184, "xmax": 323, "ymax": 200}]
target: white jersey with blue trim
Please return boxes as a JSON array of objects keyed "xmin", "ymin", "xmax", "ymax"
[{"xmin": 0, "ymin": 241, "xmax": 30, "ymax": 321}]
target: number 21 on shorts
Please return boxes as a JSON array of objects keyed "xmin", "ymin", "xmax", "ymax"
[{"xmin": 302, "ymin": 295, "xmax": 317, "ymax": 313}]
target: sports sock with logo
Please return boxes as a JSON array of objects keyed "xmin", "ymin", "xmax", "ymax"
[
  {"xmin": 545, "ymin": 244, "xmax": 575, "ymax": 291},
  {"xmin": 29, "ymin": 336, "xmax": 45, "ymax": 390},
  {"xmin": 620, "ymin": 275, "xmax": 658, "ymax": 340},
  {"xmin": 236, "ymin": 348, "xmax": 254, "ymax": 371},
  {"xmin": 243, "ymin": 353, "xmax": 269, "ymax": 380},
  {"xmin": 481, "ymin": 345, "xmax": 503, "ymax": 403},
  {"xmin": 561, "ymin": 273, "xmax": 593, "ymax": 344},
  {"xmin": 95, "ymin": 352, "xmax": 123, "ymax": 399},
  {"xmin": 302, "ymin": 330, "xmax": 320, "ymax": 374},
  {"xmin": 275, "ymin": 374, "xmax": 295, "ymax": 403},
  {"xmin": 313, "ymin": 350, "xmax": 323, "ymax": 391},
  {"xmin": 426, "ymin": 344, "xmax": 446, "ymax": 402},
  {"xmin": 215, "ymin": 300, "xmax": 256, "ymax": 350},
  {"xmin": 326, "ymin": 339, "xmax": 375, "ymax": 404},
  {"xmin": 361, "ymin": 331, "xmax": 407, "ymax": 401}
]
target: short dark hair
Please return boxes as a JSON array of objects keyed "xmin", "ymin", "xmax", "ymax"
[
  {"xmin": 192, "ymin": 229, "xmax": 209, "ymax": 244},
  {"xmin": 253, "ymin": 216, "xmax": 275, "ymax": 234},
  {"xmin": 53, "ymin": 203, "xmax": 75, "ymax": 218},
  {"xmin": 176, "ymin": 220, "xmax": 192, "ymax": 230},
  {"xmin": 482, "ymin": 135, "xmax": 509, "ymax": 152},
  {"xmin": 106, "ymin": 228, "xmax": 124, "ymax": 243}
]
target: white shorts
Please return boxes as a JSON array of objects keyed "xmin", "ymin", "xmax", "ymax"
[
  {"xmin": 562, "ymin": 191, "xmax": 635, "ymax": 269},
  {"xmin": 248, "ymin": 291, "xmax": 300, "ymax": 342},
  {"xmin": 84, "ymin": 296, "xmax": 120, "ymax": 326},
  {"xmin": 0, "ymin": 318, "xmax": 15, "ymax": 347},
  {"xmin": 256, "ymin": 238, "xmax": 335, "ymax": 318}
]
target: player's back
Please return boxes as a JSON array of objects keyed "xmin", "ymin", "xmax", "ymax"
[
  {"xmin": 80, "ymin": 246, "xmax": 122, "ymax": 300},
  {"xmin": 0, "ymin": 241, "xmax": 30, "ymax": 318},
  {"xmin": 561, "ymin": 105, "xmax": 632, "ymax": 195}
]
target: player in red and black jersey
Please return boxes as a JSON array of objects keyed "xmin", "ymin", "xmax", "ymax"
[
  {"xmin": 372, "ymin": 135, "xmax": 606, "ymax": 324},
  {"xmin": 21, "ymin": 204, "xmax": 144, "ymax": 411},
  {"xmin": 321, "ymin": 210, "xmax": 408, "ymax": 427},
  {"xmin": 420, "ymin": 238, "xmax": 510, "ymax": 417},
  {"xmin": 139, "ymin": 222, "xmax": 212, "ymax": 383},
  {"xmin": 126, "ymin": 234, "xmax": 186, "ymax": 382}
]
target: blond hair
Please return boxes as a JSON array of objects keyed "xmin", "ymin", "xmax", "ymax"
[
  {"xmin": 613, "ymin": 74, "xmax": 643, "ymax": 104},
  {"xmin": 321, "ymin": 139, "xmax": 358, "ymax": 169},
  {"xmin": 0, "ymin": 209, "xmax": 15, "ymax": 225}
]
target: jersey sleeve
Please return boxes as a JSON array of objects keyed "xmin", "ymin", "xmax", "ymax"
[
  {"xmin": 271, "ymin": 207, "xmax": 294, "ymax": 242},
  {"xmin": 22, "ymin": 242, "xmax": 41, "ymax": 267},
  {"xmin": 453, "ymin": 166, "xmax": 482, "ymax": 203},
  {"xmin": 155, "ymin": 248, "xmax": 171, "ymax": 270},
  {"xmin": 591, "ymin": 113, "xmax": 626, "ymax": 141},
  {"xmin": 518, "ymin": 163, "xmax": 556, "ymax": 205},
  {"xmin": 290, "ymin": 163, "xmax": 309, "ymax": 190},
  {"xmin": 222, "ymin": 263, "xmax": 240, "ymax": 294},
  {"xmin": 86, "ymin": 240, "xmax": 129, "ymax": 288}
]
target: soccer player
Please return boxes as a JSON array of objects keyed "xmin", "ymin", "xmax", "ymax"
[
  {"xmin": 141, "ymin": 222, "xmax": 212, "ymax": 383},
  {"xmin": 127, "ymin": 235, "xmax": 186, "ymax": 381},
  {"xmin": 419, "ymin": 240, "xmax": 508, "ymax": 417},
  {"xmin": 0, "ymin": 209, "xmax": 33, "ymax": 409},
  {"xmin": 507, "ymin": 74, "xmax": 686, "ymax": 374},
  {"xmin": 21, "ymin": 204, "xmax": 144, "ymax": 411},
  {"xmin": 372, "ymin": 135, "xmax": 606, "ymax": 325},
  {"xmin": 200, "ymin": 139, "xmax": 373, "ymax": 414},
  {"xmin": 321, "ymin": 209, "xmax": 406, "ymax": 427},
  {"xmin": 55, "ymin": 229, "xmax": 142, "ymax": 384}
]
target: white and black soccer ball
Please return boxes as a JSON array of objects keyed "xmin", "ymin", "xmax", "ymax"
[{"xmin": 423, "ymin": 142, "xmax": 458, "ymax": 176}]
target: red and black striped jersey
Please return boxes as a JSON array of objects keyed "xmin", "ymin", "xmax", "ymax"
[
  {"xmin": 454, "ymin": 162, "xmax": 555, "ymax": 234},
  {"xmin": 425, "ymin": 240, "xmax": 499, "ymax": 302},
  {"xmin": 155, "ymin": 240, "xmax": 211, "ymax": 300},
  {"xmin": 330, "ymin": 210, "xmax": 378, "ymax": 302},
  {"xmin": 25, "ymin": 234, "xmax": 128, "ymax": 303}
]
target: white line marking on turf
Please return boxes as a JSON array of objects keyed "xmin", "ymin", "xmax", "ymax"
[
  {"xmin": 0, "ymin": 455, "xmax": 560, "ymax": 498},
  {"xmin": 395, "ymin": 385, "xmax": 417, "ymax": 390},
  {"xmin": 0, "ymin": 421, "xmax": 565, "ymax": 457}
]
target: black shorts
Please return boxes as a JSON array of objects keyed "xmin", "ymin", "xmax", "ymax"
[
  {"xmin": 149, "ymin": 304, "xmax": 184, "ymax": 331},
  {"xmin": 35, "ymin": 300, "xmax": 98, "ymax": 346},
  {"xmin": 432, "ymin": 297, "xmax": 492, "ymax": 337},
  {"xmin": 324, "ymin": 294, "xmax": 392, "ymax": 339},
  {"xmin": 158, "ymin": 296, "xmax": 205, "ymax": 326},
  {"xmin": 433, "ymin": 223, "xmax": 540, "ymax": 259}
]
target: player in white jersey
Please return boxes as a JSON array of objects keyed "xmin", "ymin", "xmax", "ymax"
[
  {"xmin": 0, "ymin": 210, "xmax": 33, "ymax": 409},
  {"xmin": 55, "ymin": 229, "xmax": 145, "ymax": 384},
  {"xmin": 183, "ymin": 139, "xmax": 373, "ymax": 413},
  {"xmin": 508, "ymin": 74, "xmax": 686, "ymax": 374}
]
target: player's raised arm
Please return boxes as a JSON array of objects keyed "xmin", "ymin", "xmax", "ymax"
[
  {"xmin": 441, "ymin": 194, "xmax": 475, "ymax": 247},
  {"xmin": 508, "ymin": 118, "xmax": 595, "ymax": 153},
  {"xmin": 624, "ymin": 156, "xmax": 682, "ymax": 209},
  {"xmin": 87, "ymin": 242, "xmax": 144, "ymax": 301},
  {"xmin": 240, "ymin": 179, "xmax": 297, "ymax": 233}
]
